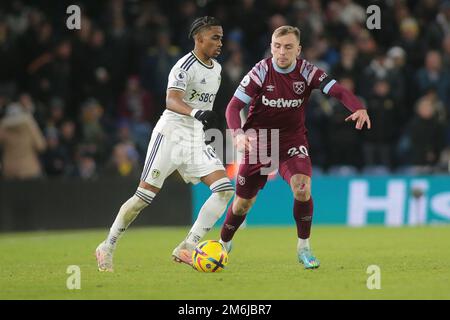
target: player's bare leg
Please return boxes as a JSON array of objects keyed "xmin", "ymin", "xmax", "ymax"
[
  {"xmin": 291, "ymin": 174, "xmax": 319, "ymax": 269},
  {"xmin": 172, "ymin": 170, "xmax": 234, "ymax": 266},
  {"xmin": 96, "ymin": 181, "xmax": 160, "ymax": 272},
  {"xmin": 219, "ymin": 195, "xmax": 257, "ymax": 253}
]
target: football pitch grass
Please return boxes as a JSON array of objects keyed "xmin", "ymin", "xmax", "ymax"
[{"xmin": 1, "ymin": 225, "xmax": 449, "ymax": 300}]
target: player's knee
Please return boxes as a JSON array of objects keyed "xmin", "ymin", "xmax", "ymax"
[
  {"xmin": 216, "ymin": 189, "xmax": 235, "ymax": 203},
  {"xmin": 293, "ymin": 186, "xmax": 311, "ymax": 202},
  {"xmin": 233, "ymin": 200, "xmax": 253, "ymax": 216},
  {"xmin": 233, "ymin": 205, "xmax": 249, "ymax": 216}
]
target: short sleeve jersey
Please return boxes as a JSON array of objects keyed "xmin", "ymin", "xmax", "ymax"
[{"xmin": 154, "ymin": 51, "xmax": 222, "ymax": 146}]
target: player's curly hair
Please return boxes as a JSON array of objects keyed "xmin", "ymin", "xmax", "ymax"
[{"xmin": 188, "ymin": 16, "xmax": 221, "ymax": 39}]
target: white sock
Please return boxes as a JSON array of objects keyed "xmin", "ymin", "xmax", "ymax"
[
  {"xmin": 105, "ymin": 187, "xmax": 155, "ymax": 250},
  {"xmin": 219, "ymin": 239, "xmax": 231, "ymax": 249},
  {"xmin": 298, "ymin": 238, "xmax": 310, "ymax": 251},
  {"xmin": 185, "ymin": 178, "xmax": 234, "ymax": 246}
]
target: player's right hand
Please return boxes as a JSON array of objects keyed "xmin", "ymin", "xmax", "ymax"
[
  {"xmin": 234, "ymin": 133, "xmax": 253, "ymax": 153},
  {"xmin": 193, "ymin": 110, "xmax": 218, "ymax": 130},
  {"xmin": 345, "ymin": 109, "xmax": 371, "ymax": 130}
]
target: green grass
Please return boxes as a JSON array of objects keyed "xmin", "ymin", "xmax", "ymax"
[{"xmin": 1, "ymin": 226, "xmax": 450, "ymax": 299}]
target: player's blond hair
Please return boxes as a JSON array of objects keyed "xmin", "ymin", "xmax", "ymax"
[{"xmin": 272, "ymin": 26, "xmax": 301, "ymax": 43}]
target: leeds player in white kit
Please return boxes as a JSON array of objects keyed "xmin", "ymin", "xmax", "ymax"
[{"xmin": 96, "ymin": 17, "xmax": 234, "ymax": 271}]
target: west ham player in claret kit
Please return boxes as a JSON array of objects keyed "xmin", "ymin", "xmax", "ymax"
[{"xmin": 219, "ymin": 26, "xmax": 371, "ymax": 269}]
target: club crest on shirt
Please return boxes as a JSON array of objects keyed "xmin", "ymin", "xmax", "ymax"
[
  {"xmin": 238, "ymin": 175, "xmax": 246, "ymax": 186},
  {"xmin": 293, "ymin": 81, "xmax": 305, "ymax": 95},
  {"xmin": 151, "ymin": 169, "xmax": 160, "ymax": 179}
]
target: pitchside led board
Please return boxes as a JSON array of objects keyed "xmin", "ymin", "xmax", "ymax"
[{"xmin": 192, "ymin": 175, "xmax": 450, "ymax": 226}]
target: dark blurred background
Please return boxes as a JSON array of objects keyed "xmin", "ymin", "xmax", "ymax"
[{"xmin": 0, "ymin": 0, "xmax": 449, "ymax": 181}]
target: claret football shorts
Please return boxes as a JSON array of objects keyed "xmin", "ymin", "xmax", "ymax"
[{"xmin": 235, "ymin": 143, "xmax": 312, "ymax": 199}]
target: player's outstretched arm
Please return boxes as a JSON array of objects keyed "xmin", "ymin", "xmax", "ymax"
[{"xmin": 325, "ymin": 81, "xmax": 371, "ymax": 130}]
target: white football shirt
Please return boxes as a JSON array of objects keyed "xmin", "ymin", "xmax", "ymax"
[{"xmin": 153, "ymin": 51, "xmax": 222, "ymax": 146}]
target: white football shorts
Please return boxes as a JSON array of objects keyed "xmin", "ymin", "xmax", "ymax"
[{"xmin": 140, "ymin": 130, "xmax": 225, "ymax": 188}]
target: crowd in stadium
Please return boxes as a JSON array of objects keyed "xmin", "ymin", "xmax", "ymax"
[{"xmin": 0, "ymin": 0, "xmax": 449, "ymax": 180}]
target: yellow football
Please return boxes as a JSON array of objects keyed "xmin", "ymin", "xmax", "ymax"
[{"xmin": 192, "ymin": 240, "xmax": 228, "ymax": 273}]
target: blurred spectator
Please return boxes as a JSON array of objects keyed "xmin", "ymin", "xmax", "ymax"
[
  {"xmin": 115, "ymin": 120, "xmax": 133, "ymax": 144},
  {"xmin": 0, "ymin": 101, "xmax": 46, "ymax": 179},
  {"xmin": 215, "ymin": 48, "xmax": 247, "ymax": 132},
  {"xmin": 27, "ymin": 39, "xmax": 72, "ymax": 108},
  {"xmin": 106, "ymin": 3, "xmax": 134, "ymax": 98},
  {"xmin": 102, "ymin": 142, "xmax": 140, "ymax": 178},
  {"xmin": 386, "ymin": 46, "xmax": 415, "ymax": 121},
  {"xmin": 331, "ymin": 42, "xmax": 360, "ymax": 82},
  {"xmin": 0, "ymin": 17, "xmax": 19, "ymax": 91},
  {"xmin": 79, "ymin": 99, "xmax": 108, "ymax": 163},
  {"xmin": 117, "ymin": 75, "xmax": 155, "ymax": 153},
  {"xmin": 303, "ymin": 0, "xmax": 325, "ymax": 36},
  {"xmin": 360, "ymin": 51, "xmax": 406, "ymax": 118},
  {"xmin": 438, "ymin": 147, "xmax": 450, "ymax": 172},
  {"xmin": 133, "ymin": 1, "xmax": 168, "ymax": 53},
  {"xmin": 172, "ymin": 0, "xmax": 198, "ymax": 52},
  {"xmin": 324, "ymin": 1, "xmax": 349, "ymax": 48},
  {"xmin": 139, "ymin": 29, "xmax": 181, "ymax": 109},
  {"xmin": 289, "ymin": 1, "xmax": 315, "ymax": 49},
  {"xmin": 325, "ymin": 76, "xmax": 363, "ymax": 169},
  {"xmin": 354, "ymin": 30, "xmax": 377, "ymax": 67},
  {"xmin": 70, "ymin": 15, "xmax": 93, "ymax": 113},
  {"xmin": 261, "ymin": 14, "xmax": 288, "ymax": 58},
  {"xmin": 425, "ymin": 0, "xmax": 450, "ymax": 49},
  {"xmin": 402, "ymin": 97, "xmax": 446, "ymax": 170},
  {"xmin": 44, "ymin": 97, "xmax": 65, "ymax": 133},
  {"xmin": 84, "ymin": 28, "xmax": 115, "ymax": 116},
  {"xmin": 338, "ymin": 0, "xmax": 366, "ymax": 27},
  {"xmin": 59, "ymin": 119, "xmax": 78, "ymax": 161},
  {"xmin": 415, "ymin": 0, "xmax": 440, "ymax": 28},
  {"xmin": 421, "ymin": 88, "xmax": 447, "ymax": 123},
  {"xmin": 312, "ymin": 35, "xmax": 336, "ymax": 70},
  {"xmin": 72, "ymin": 150, "xmax": 97, "ymax": 180},
  {"xmin": 363, "ymin": 79, "xmax": 397, "ymax": 169},
  {"xmin": 233, "ymin": 0, "xmax": 265, "ymax": 56},
  {"xmin": 305, "ymin": 90, "xmax": 331, "ymax": 169},
  {"xmin": 396, "ymin": 17, "xmax": 425, "ymax": 68},
  {"xmin": 415, "ymin": 50, "xmax": 450, "ymax": 108},
  {"xmin": 42, "ymin": 127, "xmax": 69, "ymax": 177}
]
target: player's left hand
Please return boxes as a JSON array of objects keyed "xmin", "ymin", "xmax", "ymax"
[
  {"xmin": 345, "ymin": 109, "xmax": 371, "ymax": 130},
  {"xmin": 193, "ymin": 110, "xmax": 218, "ymax": 130}
]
